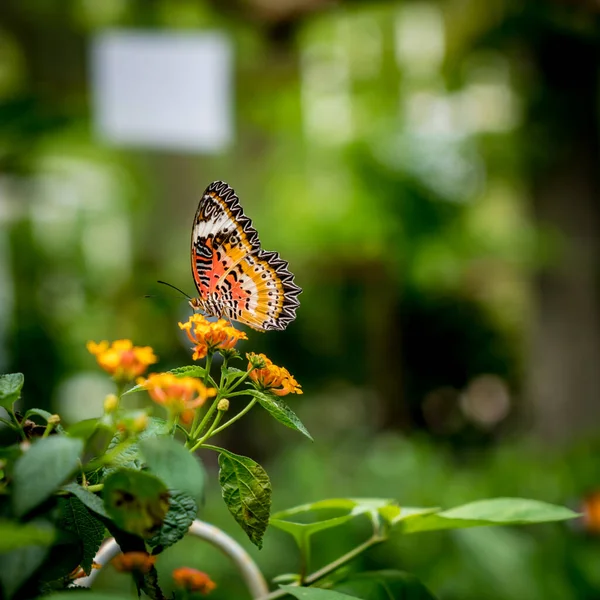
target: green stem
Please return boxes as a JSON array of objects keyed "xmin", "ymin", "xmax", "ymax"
[
  {"xmin": 0, "ymin": 417, "xmax": 20, "ymax": 432},
  {"xmin": 169, "ymin": 414, "xmax": 180, "ymax": 438},
  {"xmin": 265, "ymin": 536, "xmax": 385, "ymax": 599},
  {"xmin": 187, "ymin": 354, "xmax": 214, "ymax": 446},
  {"xmin": 10, "ymin": 408, "xmax": 26, "ymax": 441},
  {"xmin": 190, "ymin": 396, "xmax": 220, "ymax": 444},
  {"xmin": 41, "ymin": 423, "xmax": 55, "ymax": 439},
  {"xmin": 224, "ymin": 366, "xmax": 255, "ymax": 395},
  {"xmin": 85, "ymin": 483, "xmax": 104, "ymax": 493},
  {"xmin": 265, "ymin": 513, "xmax": 386, "ymax": 599},
  {"xmin": 190, "ymin": 411, "xmax": 224, "ymax": 452},
  {"xmin": 207, "ymin": 398, "xmax": 257, "ymax": 438}
]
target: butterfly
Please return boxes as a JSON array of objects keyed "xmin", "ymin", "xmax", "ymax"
[{"xmin": 188, "ymin": 180, "xmax": 301, "ymax": 331}]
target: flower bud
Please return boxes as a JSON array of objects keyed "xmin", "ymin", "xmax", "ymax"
[
  {"xmin": 47, "ymin": 414, "xmax": 61, "ymax": 426},
  {"xmin": 132, "ymin": 413, "xmax": 149, "ymax": 433},
  {"xmin": 246, "ymin": 352, "xmax": 267, "ymax": 370},
  {"xmin": 104, "ymin": 394, "xmax": 119, "ymax": 414},
  {"xmin": 217, "ymin": 398, "xmax": 229, "ymax": 412}
]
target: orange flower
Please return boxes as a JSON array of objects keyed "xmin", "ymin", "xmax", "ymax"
[
  {"xmin": 137, "ymin": 373, "xmax": 216, "ymax": 425},
  {"xmin": 583, "ymin": 491, "xmax": 600, "ymax": 533},
  {"xmin": 112, "ymin": 552, "xmax": 156, "ymax": 574},
  {"xmin": 179, "ymin": 314, "xmax": 247, "ymax": 360},
  {"xmin": 172, "ymin": 567, "xmax": 216, "ymax": 594},
  {"xmin": 247, "ymin": 353, "xmax": 302, "ymax": 396},
  {"xmin": 87, "ymin": 339, "xmax": 157, "ymax": 382}
]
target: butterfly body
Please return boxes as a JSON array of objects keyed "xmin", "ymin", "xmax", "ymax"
[{"xmin": 190, "ymin": 181, "xmax": 301, "ymax": 331}]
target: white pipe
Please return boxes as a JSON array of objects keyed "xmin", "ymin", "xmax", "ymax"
[{"xmin": 73, "ymin": 520, "xmax": 269, "ymax": 598}]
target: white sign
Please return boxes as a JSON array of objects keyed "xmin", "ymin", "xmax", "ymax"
[{"xmin": 91, "ymin": 30, "xmax": 233, "ymax": 153}]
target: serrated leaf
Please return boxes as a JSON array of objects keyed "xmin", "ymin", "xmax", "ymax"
[
  {"xmin": 63, "ymin": 482, "xmax": 109, "ymax": 519},
  {"xmin": 216, "ymin": 447, "xmax": 271, "ymax": 548},
  {"xmin": 147, "ymin": 490, "xmax": 197, "ymax": 553},
  {"xmin": 169, "ymin": 365, "xmax": 208, "ymax": 378},
  {"xmin": 0, "ymin": 373, "xmax": 24, "ymax": 411},
  {"xmin": 400, "ymin": 498, "xmax": 579, "ymax": 534},
  {"xmin": 246, "ymin": 390, "xmax": 312, "ymax": 440},
  {"xmin": 57, "ymin": 496, "xmax": 105, "ymax": 574},
  {"xmin": 139, "ymin": 437, "xmax": 205, "ymax": 504},
  {"xmin": 12, "ymin": 436, "xmax": 84, "ymax": 517},
  {"xmin": 103, "ymin": 469, "xmax": 170, "ymax": 538},
  {"xmin": 0, "ymin": 520, "xmax": 55, "ymax": 552},
  {"xmin": 102, "ymin": 417, "xmax": 169, "ymax": 475},
  {"xmin": 222, "ymin": 366, "xmax": 245, "ymax": 385},
  {"xmin": 280, "ymin": 586, "xmax": 357, "ymax": 599},
  {"xmin": 333, "ymin": 570, "xmax": 439, "ymax": 600}
]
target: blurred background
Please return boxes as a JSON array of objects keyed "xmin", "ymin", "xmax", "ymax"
[{"xmin": 2, "ymin": 0, "xmax": 600, "ymax": 598}]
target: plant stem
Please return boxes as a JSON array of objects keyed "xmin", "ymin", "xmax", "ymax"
[
  {"xmin": 206, "ymin": 398, "xmax": 257, "ymax": 438},
  {"xmin": 264, "ymin": 535, "xmax": 385, "ymax": 599},
  {"xmin": 187, "ymin": 354, "xmax": 214, "ymax": 446},
  {"xmin": 41, "ymin": 423, "xmax": 55, "ymax": 439},
  {"xmin": 224, "ymin": 366, "xmax": 255, "ymax": 395},
  {"xmin": 0, "ymin": 417, "xmax": 20, "ymax": 432},
  {"xmin": 190, "ymin": 411, "xmax": 224, "ymax": 452},
  {"xmin": 190, "ymin": 396, "xmax": 220, "ymax": 444},
  {"xmin": 85, "ymin": 483, "xmax": 104, "ymax": 493},
  {"xmin": 10, "ymin": 408, "xmax": 26, "ymax": 441}
]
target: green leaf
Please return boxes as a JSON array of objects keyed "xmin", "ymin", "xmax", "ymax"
[
  {"xmin": 57, "ymin": 496, "xmax": 106, "ymax": 574},
  {"xmin": 377, "ymin": 505, "xmax": 440, "ymax": 528},
  {"xmin": 102, "ymin": 417, "xmax": 169, "ymax": 475},
  {"xmin": 63, "ymin": 482, "xmax": 109, "ymax": 519},
  {"xmin": 139, "ymin": 437, "xmax": 205, "ymax": 503},
  {"xmin": 69, "ymin": 419, "xmax": 115, "ymax": 463},
  {"xmin": 0, "ymin": 544, "xmax": 48, "ymax": 599},
  {"xmin": 279, "ymin": 586, "xmax": 358, "ymax": 599},
  {"xmin": 23, "ymin": 408, "xmax": 53, "ymax": 423},
  {"xmin": 271, "ymin": 498, "xmax": 394, "ymax": 541},
  {"xmin": 222, "ymin": 366, "xmax": 245, "ymax": 385},
  {"xmin": 0, "ymin": 520, "xmax": 54, "ymax": 552},
  {"xmin": 216, "ymin": 447, "xmax": 271, "ymax": 549},
  {"xmin": 333, "ymin": 570, "xmax": 439, "ymax": 599},
  {"xmin": 246, "ymin": 389, "xmax": 312, "ymax": 440},
  {"xmin": 147, "ymin": 490, "xmax": 197, "ymax": 553},
  {"xmin": 103, "ymin": 469, "xmax": 170, "ymax": 538},
  {"xmin": 12, "ymin": 436, "xmax": 84, "ymax": 517},
  {"xmin": 270, "ymin": 513, "xmax": 356, "ymax": 546},
  {"xmin": 0, "ymin": 373, "xmax": 24, "ymax": 410},
  {"xmin": 400, "ymin": 498, "xmax": 579, "ymax": 534},
  {"xmin": 169, "ymin": 365, "xmax": 208, "ymax": 378}
]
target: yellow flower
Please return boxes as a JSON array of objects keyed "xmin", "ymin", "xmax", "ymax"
[
  {"xmin": 179, "ymin": 314, "xmax": 247, "ymax": 360},
  {"xmin": 112, "ymin": 552, "xmax": 156, "ymax": 574},
  {"xmin": 137, "ymin": 373, "xmax": 216, "ymax": 425},
  {"xmin": 247, "ymin": 353, "xmax": 302, "ymax": 397},
  {"xmin": 87, "ymin": 339, "xmax": 157, "ymax": 382},
  {"xmin": 172, "ymin": 567, "xmax": 216, "ymax": 594}
]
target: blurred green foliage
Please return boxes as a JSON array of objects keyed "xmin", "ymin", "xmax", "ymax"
[{"xmin": 2, "ymin": 0, "xmax": 600, "ymax": 597}]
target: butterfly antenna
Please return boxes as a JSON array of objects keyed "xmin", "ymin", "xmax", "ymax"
[{"xmin": 157, "ymin": 280, "xmax": 193, "ymax": 301}]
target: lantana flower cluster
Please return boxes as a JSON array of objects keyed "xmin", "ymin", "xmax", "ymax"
[
  {"xmin": 87, "ymin": 315, "xmax": 302, "ymax": 438},
  {"xmin": 85, "ymin": 313, "xmax": 303, "ymax": 595},
  {"xmin": 179, "ymin": 314, "xmax": 247, "ymax": 360}
]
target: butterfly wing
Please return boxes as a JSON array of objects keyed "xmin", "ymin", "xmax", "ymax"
[{"xmin": 191, "ymin": 181, "xmax": 301, "ymax": 331}]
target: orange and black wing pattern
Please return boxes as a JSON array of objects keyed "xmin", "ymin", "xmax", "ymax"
[{"xmin": 190, "ymin": 181, "xmax": 301, "ymax": 331}]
